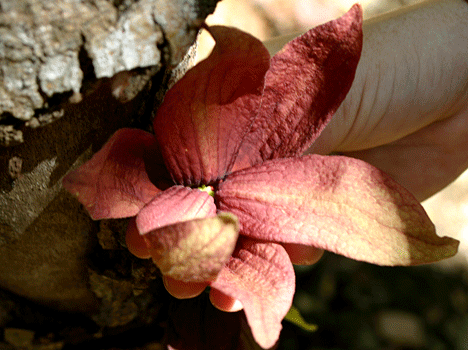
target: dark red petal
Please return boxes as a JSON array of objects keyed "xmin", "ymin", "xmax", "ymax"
[
  {"xmin": 217, "ymin": 155, "xmax": 459, "ymax": 266},
  {"xmin": 136, "ymin": 185, "xmax": 217, "ymax": 234},
  {"xmin": 143, "ymin": 213, "xmax": 239, "ymax": 282},
  {"xmin": 211, "ymin": 238, "xmax": 295, "ymax": 349},
  {"xmin": 62, "ymin": 128, "xmax": 161, "ymax": 220},
  {"xmin": 154, "ymin": 26, "xmax": 270, "ymax": 186},
  {"xmin": 233, "ymin": 5, "xmax": 363, "ymax": 170}
]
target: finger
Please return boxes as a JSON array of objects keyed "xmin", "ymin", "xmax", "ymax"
[
  {"xmin": 342, "ymin": 105, "xmax": 468, "ymax": 201},
  {"xmin": 163, "ymin": 276, "xmax": 209, "ymax": 299},
  {"xmin": 282, "ymin": 243, "xmax": 324, "ymax": 265},
  {"xmin": 307, "ymin": 0, "xmax": 468, "ymax": 155},
  {"xmin": 209, "ymin": 287, "xmax": 243, "ymax": 312}
]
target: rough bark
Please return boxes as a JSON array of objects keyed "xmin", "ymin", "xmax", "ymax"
[{"xmin": 0, "ymin": 0, "xmax": 218, "ymax": 347}]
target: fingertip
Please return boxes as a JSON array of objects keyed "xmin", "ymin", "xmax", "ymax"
[
  {"xmin": 163, "ymin": 276, "xmax": 209, "ymax": 299},
  {"xmin": 209, "ymin": 288, "xmax": 243, "ymax": 312}
]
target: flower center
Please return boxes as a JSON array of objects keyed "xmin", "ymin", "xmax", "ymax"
[{"xmin": 198, "ymin": 184, "xmax": 215, "ymax": 197}]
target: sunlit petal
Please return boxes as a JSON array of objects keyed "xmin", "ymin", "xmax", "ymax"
[
  {"xmin": 144, "ymin": 213, "xmax": 240, "ymax": 282},
  {"xmin": 136, "ymin": 185, "xmax": 216, "ymax": 234},
  {"xmin": 217, "ymin": 155, "xmax": 459, "ymax": 265},
  {"xmin": 211, "ymin": 238, "xmax": 295, "ymax": 349}
]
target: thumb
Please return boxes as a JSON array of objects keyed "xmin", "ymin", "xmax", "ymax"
[{"xmin": 308, "ymin": 0, "xmax": 468, "ymax": 155}]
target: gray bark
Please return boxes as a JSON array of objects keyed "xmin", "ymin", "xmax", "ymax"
[{"xmin": 0, "ymin": 0, "xmax": 218, "ymax": 347}]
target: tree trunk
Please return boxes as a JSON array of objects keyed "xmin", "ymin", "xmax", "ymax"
[{"xmin": 0, "ymin": 0, "xmax": 218, "ymax": 347}]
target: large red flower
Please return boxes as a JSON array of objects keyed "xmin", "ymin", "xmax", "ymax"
[{"xmin": 63, "ymin": 5, "xmax": 458, "ymax": 348}]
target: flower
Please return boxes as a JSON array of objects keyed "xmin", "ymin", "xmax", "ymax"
[{"xmin": 63, "ymin": 5, "xmax": 458, "ymax": 348}]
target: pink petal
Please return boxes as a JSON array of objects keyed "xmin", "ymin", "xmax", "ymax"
[
  {"xmin": 143, "ymin": 213, "xmax": 240, "ymax": 282},
  {"xmin": 136, "ymin": 185, "xmax": 217, "ymax": 234},
  {"xmin": 154, "ymin": 26, "xmax": 270, "ymax": 186},
  {"xmin": 233, "ymin": 5, "xmax": 363, "ymax": 170},
  {"xmin": 217, "ymin": 155, "xmax": 459, "ymax": 266},
  {"xmin": 211, "ymin": 238, "xmax": 295, "ymax": 349},
  {"xmin": 62, "ymin": 128, "xmax": 162, "ymax": 220}
]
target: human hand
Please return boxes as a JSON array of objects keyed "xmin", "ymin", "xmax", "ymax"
[{"xmin": 302, "ymin": 0, "xmax": 468, "ymax": 202}]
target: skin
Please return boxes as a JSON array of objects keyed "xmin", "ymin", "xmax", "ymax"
[
  {"xmin": 307, "ymin": 0, "xmax": 468, "ymax": 202},
  {"xmin": 167, "ymin": 0, "xmax": 468, "ymax": 311}
]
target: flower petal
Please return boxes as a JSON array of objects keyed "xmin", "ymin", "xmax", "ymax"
[
  {"xmin": 217, "ymin": 155, "xmax": 459, "ymax": 266},
  {"xmin": 126, "ymin": 217, "xmax": 151, "ymax": 259},
  {"xmin": 62, "ymin": 128, "xmax": 162, "ymax": 220},
  {"xmin": 163, "ymin": 276, "xmax": 209, "ymax": 300},
  {"xmin": 136, "ymin": 185, "xmax": 217, "ymax": 234},
  {"xmin": 143, "ymin": 213, "xmax": 240, "ymax": 282},
  {"xmin": 233, "ymin": 5, "xmax": 363, "ymax": 170},
  {"xmin": 154, "ymin": 26, "xmax": 270, "ymax": 186},
  {"xmin": 129, "ymin": 186, "xmax": 216, "ymax": 261},
  {"xmin": 209, "ymin": 287, "xmax": 244, "ymax": 312},
  {"xmin": 211, "ymin": 238, "xmax": 295, "ymax": 349}
]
